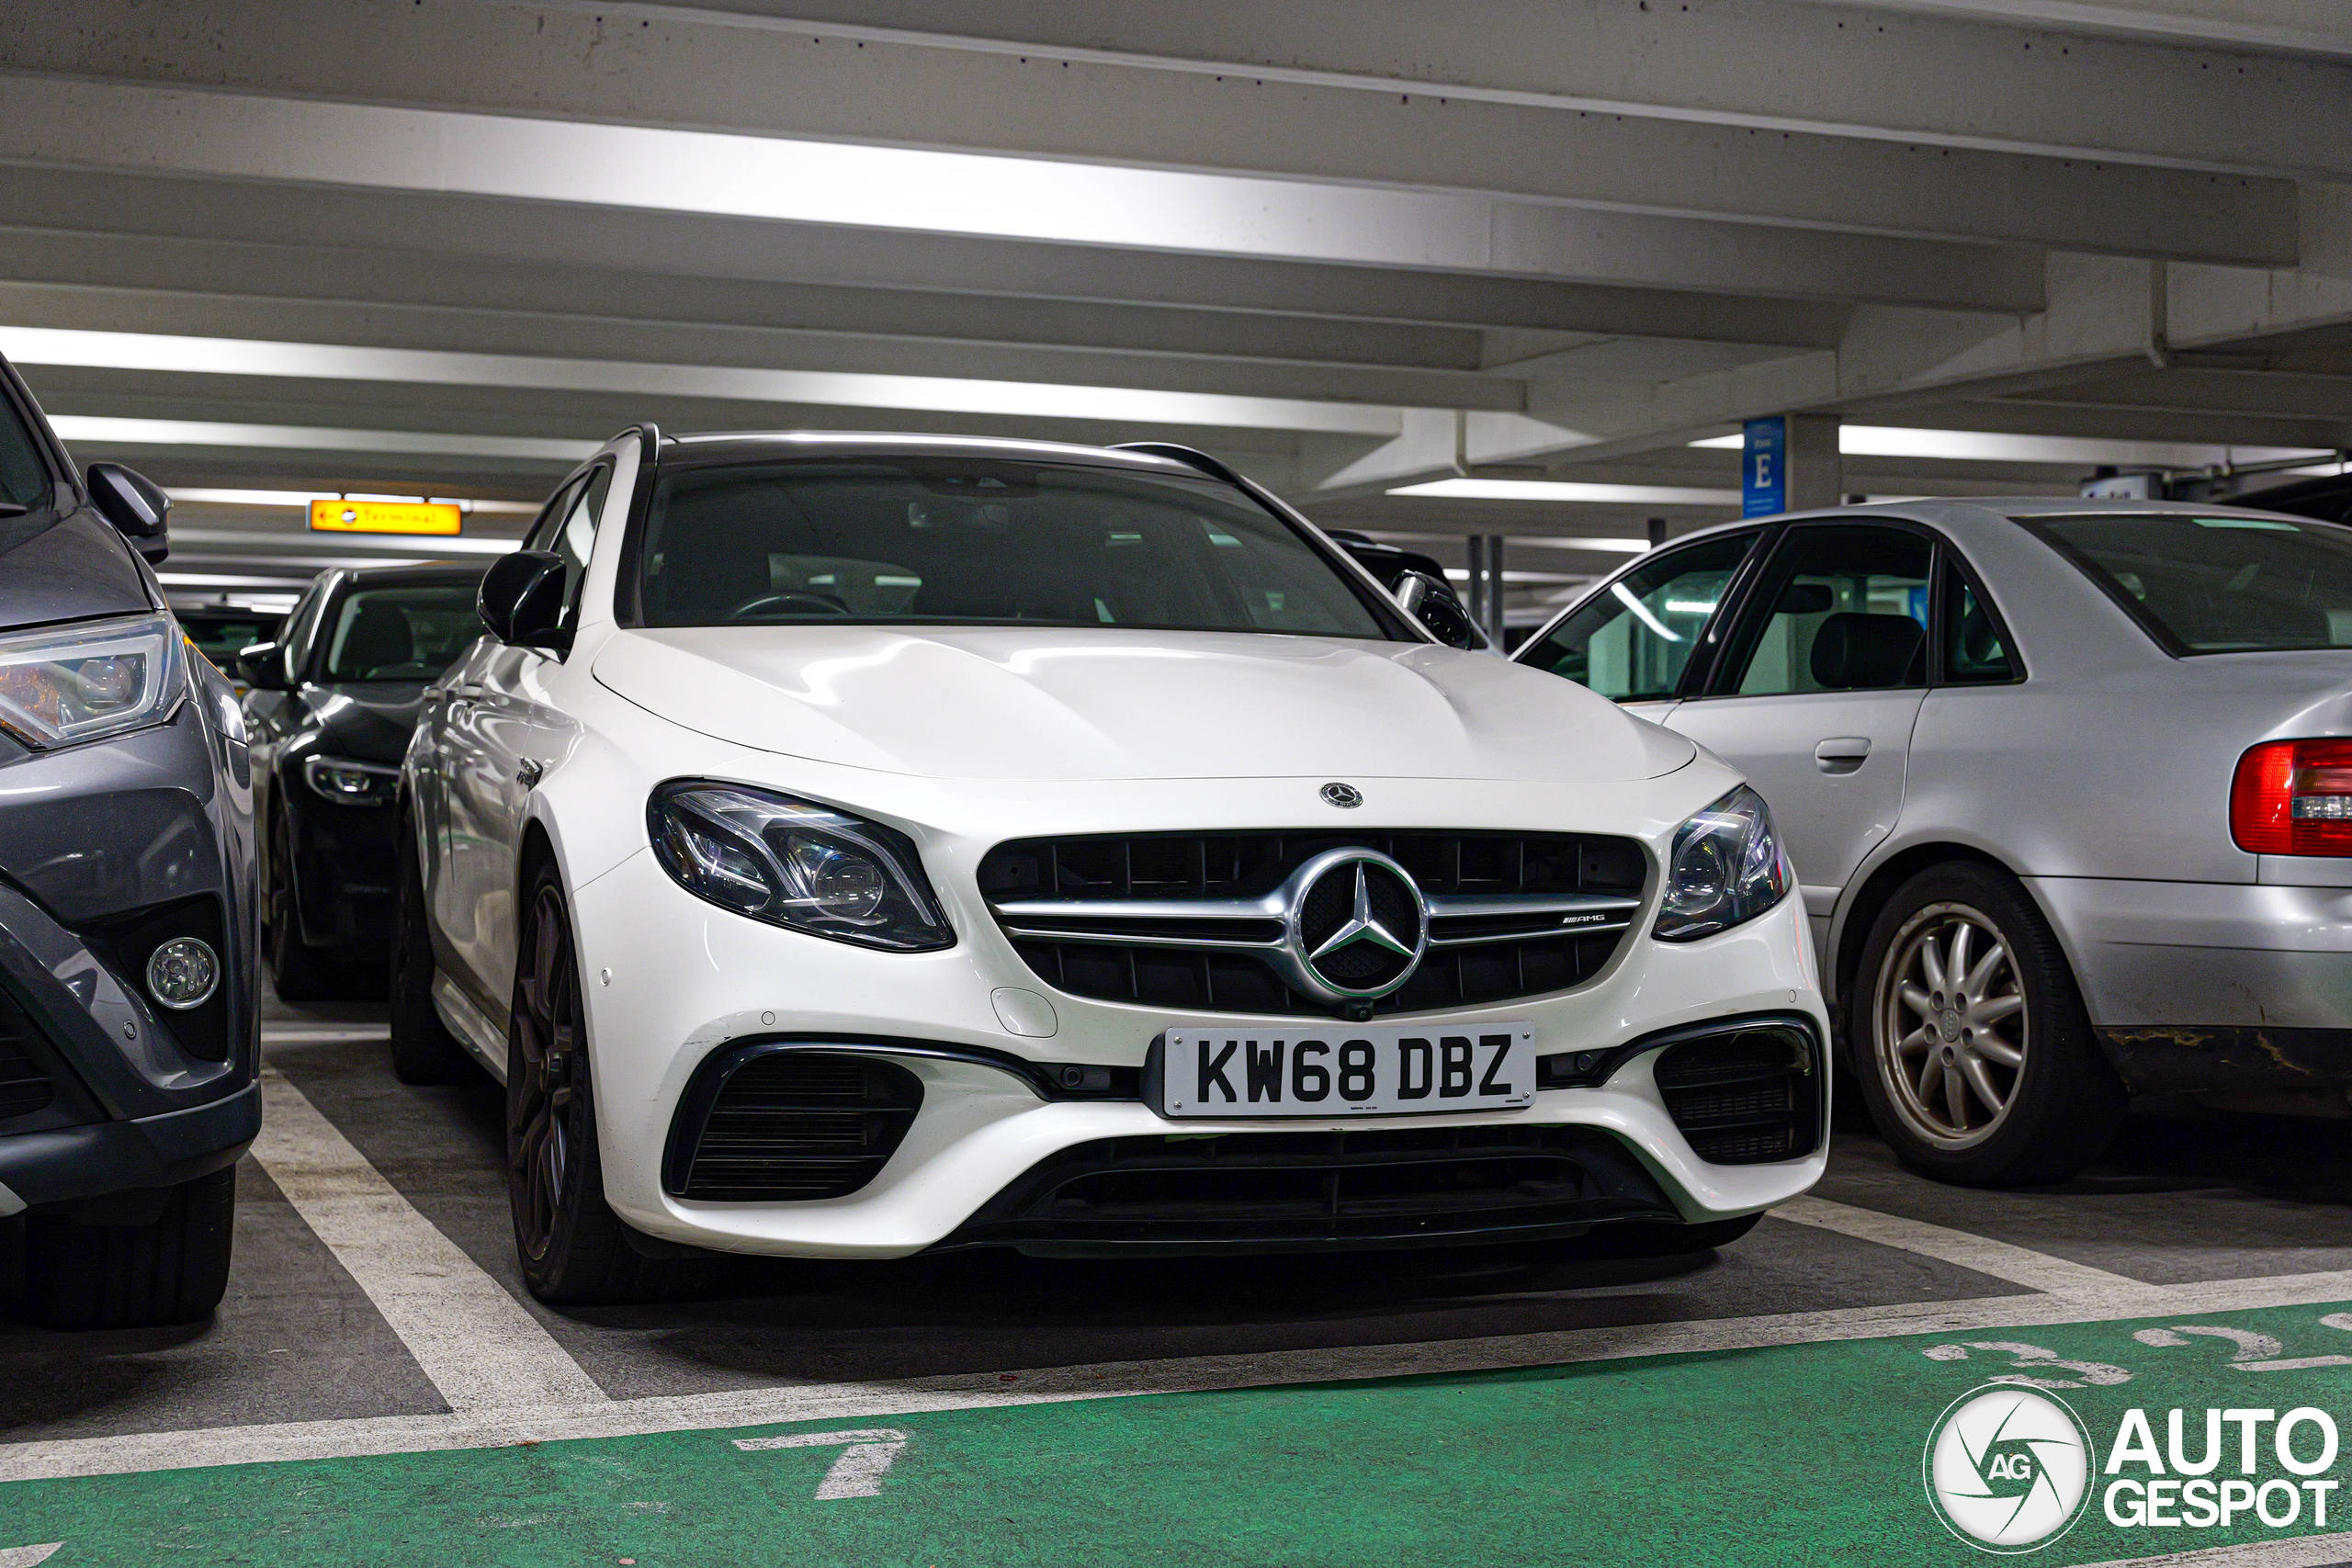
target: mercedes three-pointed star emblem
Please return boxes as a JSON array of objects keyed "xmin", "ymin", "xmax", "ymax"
[
  {"xmin": 1309, "ymin": 862, "xmax": 1419, "ymax": 964},
  {"xmin": 1272, "ymin": 847, "xmax": 1431, "ymax": 1005}
]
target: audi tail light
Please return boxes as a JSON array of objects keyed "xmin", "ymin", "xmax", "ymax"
[{"xmin": 2232, "ymin": 739, "xmax": 2352, "ymax": 855}]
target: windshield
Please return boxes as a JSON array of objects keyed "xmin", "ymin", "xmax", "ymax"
[
  {"xmin": 321, "ymin": 583, "xmax": 484, "ymax": 681},
  {"xmin": 178, "ymin": 612, "xmax": 282, "ymax": 668},
  {"xmin": 2027, "ymin": 513, "xmax": 2352, "ymax": 655},
  {"xmin": 0, "ymin": 396, "xmax": 51, "ymax": 511},
  {"xmin": 632, "ymin": 457, "xmax": 1394, "ymax": 639}
]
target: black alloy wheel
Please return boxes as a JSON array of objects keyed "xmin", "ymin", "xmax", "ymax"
[
  {"xmin": 388, "ymin": 815, "xmax": 475, "ymax": 1084},
  {"xmin": 1851, "ymin": 861, "xmax": 2127, "ymax": 1187},
  {"xmin": 505, "ymin": 860, "xmax": 721, "ymax": 1304},
  {"xmin": 266, "ymin": 808, "xmax": 380, "ymax": 1001}
]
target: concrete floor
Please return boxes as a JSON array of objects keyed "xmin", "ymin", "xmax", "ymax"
[{"xmin": 9, "ymin": 988, "xmax": 2352, "ymax": 1564}]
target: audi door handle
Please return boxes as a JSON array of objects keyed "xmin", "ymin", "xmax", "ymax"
[
  {"xmin": 1815, "ymin": 737, "xmax": 1871, "ymax": 774},
  {"xmin": 516, "ymin": 757, "xmax": 546, "ymax": 789}
]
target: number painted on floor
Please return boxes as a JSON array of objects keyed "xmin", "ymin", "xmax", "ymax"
[
  {"xmin": 0, "ymin": 1545, "xmax": 63, "ymax": 1568},
  {"xmin": 1917, "ymin": 1340, "xmax": 2132, "ymax": 1387},
  {"xmin": 733, "ymin": 1428, "xmax": 910, "ymax": 1500},
  {"xmin": 2135, "ymin": 1320, "xmax": 2352, "ymax": 1373}
]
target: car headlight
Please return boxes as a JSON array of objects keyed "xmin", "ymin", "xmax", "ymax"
[
  {"xmin": 647, "ymin": 781, "xmax": 954, "ymax": 951},
  {"xmin": 302, "ymin": 755, "xmax": 400, "ymax": 807},
  {"xmin": 0, "ymin": 613, "xmax": 185, "ymax": 749},
  {"xmin": 1653, "ymin": 785, "xmax": 1793, "ymax": 942}
]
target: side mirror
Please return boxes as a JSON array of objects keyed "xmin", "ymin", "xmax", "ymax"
[
  {"xmin": 480, "ymin": 549, "xmax": 569, "ymax": 650},
  {"xmin": 236, "ymin": 640, "xmax": 292, "ymax": 692},
  {"xmin": 87, "ymin": 463, "xmax": 170, "ymax": 564},
  {"xmin": 1394, "ymin": 570, "xmax": 1479, "ymax": 649}
]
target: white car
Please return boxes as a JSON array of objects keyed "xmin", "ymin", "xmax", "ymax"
[{"xmin": 392, "ymin": 429, "xmax": 1826, "ymax": 1303}]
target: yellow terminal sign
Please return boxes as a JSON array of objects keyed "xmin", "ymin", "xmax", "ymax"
[{"xmin": 310, "ymin": 499, "xmax": 462, "ymax": 536}]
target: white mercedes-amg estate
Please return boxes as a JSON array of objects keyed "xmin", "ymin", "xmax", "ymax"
[{"xmin": 391, "ymin": 429, "xmax": 1828, "ymax": 1302}]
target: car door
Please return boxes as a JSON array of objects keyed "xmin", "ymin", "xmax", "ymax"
[
  {"xmin": 1662, "ymin": 521, "xmax": 1935, "ymax": 949},
  {"xmin": 437, "ymin": 466, "xmax": 606, "ymax": 1007},
  {"xmin": 1513, "ymin": 529, "xmax": 1766, "ymax": 725}
]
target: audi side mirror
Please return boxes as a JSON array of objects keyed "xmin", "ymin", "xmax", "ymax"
[
  {"xmin": 1394, "ymin": 570, "xmax": 1479, "ymax": 649},
  {"xmin": 480, "ymin": 549, "xmax": 569, "ymax": 651},
  {"xmin": 87, "ymin": 462, "xmax": 170, "ymax": 564},
  {"xmin": 235, "ymin": 641, "xmax": 292, "ymax": 692}
]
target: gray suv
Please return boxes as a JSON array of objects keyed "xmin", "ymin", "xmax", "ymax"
[{"xmin": 0, "ymin": 355, "xmax": 259, "ymax": 1328}]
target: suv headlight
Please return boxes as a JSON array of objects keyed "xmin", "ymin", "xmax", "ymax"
[
  {"xmin": 1653, "ymin": 785, "xmax": 1792, "ymax": 942},
  {"xmin": 0, "ymin": 613, "xmax": 185, "ymax": 749},
  {"xmin": 647, "ymin": 781, "xmax": 954, "ymax": 952},
  {"xmin": 303, "ymin": 755, "xmax": 400, "ymax": 807}
]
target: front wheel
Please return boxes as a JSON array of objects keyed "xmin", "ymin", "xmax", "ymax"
[
  {"xmin": 1852, "ymin": 862, "xmax": 2125, "ymax": 1186},
  {"xmin": 23, "ymin": 1166, "xmax": 237, "ymax": 1329},
  {"xmin": 506, "ymin": 861, "xmax": 721, "ymax": 1304}
]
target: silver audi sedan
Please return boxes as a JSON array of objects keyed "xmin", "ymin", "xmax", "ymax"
[{"xmin": 1515, "ymin": 498, "xmax": 2352, "ymax": 1186}]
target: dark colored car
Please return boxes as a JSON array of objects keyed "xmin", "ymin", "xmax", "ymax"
[
  {"xmin": 0, "ymin": 355, "xmax": 260, "ymax": 1330},
  {"xmin": 239, "ymin": 563, "xmax": 490, "ymax": 999},
  {"xmin": 2236, "ymin": 469, "xmax": 2352, "ymax": 525}
]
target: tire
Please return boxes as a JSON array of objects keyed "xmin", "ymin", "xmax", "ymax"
[
  {"xmin": 389, "ymin": 817, "xmax": 475, "ymax": 1085},
  {"xmin": 1851, "ymin": 861, "xmax": 2126, "ymax": 1187},
  {"xmin": 1566, "ymin": 1212, "xmax": 1761, "ymax": 1259},
  {"xmin": 507, "ymin": 860, "xmax": 722, "ymax": 1304},
  {"xmin": 24, "ymin": 1166, "xmax": 237, "ymax": 1330},
  {"xmin": 266, "ymin": 810, "xmax": 379, "ymax": 1001}
]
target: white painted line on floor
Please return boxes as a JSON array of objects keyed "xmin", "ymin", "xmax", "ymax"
[
  {"xmin": 0, "ymin": 1545, "xmax": 62, "ymax": 1568},
  {"xmin": 19, "ymin": 1255, "xmax": 2352, "ymax": 1483},
  {"xmin": 248, "ymin": 1066, "xmax": 608, "ymax": 1414},
  {"xmin": 2066, "ymin": 1529, "xmax": 2352, "ymax": 1567},
  {"xmin": 735, "ymin": 1429, "xmax": 911, "ymax": 1499},
  {"xmin": 1775, "ymin": 1195, "xmax": 2153, "ymax": 1301},
  {"xmin": 260, "ymin": 1027, "xmax": 393, "ymax": 1045}
]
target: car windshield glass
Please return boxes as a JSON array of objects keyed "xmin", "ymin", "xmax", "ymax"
[
  {"xmin": 321, "ymin": 583, "xmax": 484, "ymax": 680},
  {"xmin": 0, "ymin": 398, "xmax": 51, "ymax": 511},
  {"xmin": 2028, "ymin": 513, "xmax": 2352, "ymax": 654},
  {"xmin": 634, "ymin": 457, "xmax": 1395, "ymax": 638},
  {"xmin": 179, "ymin": 613, "xmax": 280, "ymax": 666}
]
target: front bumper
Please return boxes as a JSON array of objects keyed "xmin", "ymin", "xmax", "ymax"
[
  {"xmin": 573, "ymin": 846, "xmax": 1828, "ymax": 1259},
  {"xmin": 2032, "ymin": 875, "xmax": 2352, "ymax": 1092}
]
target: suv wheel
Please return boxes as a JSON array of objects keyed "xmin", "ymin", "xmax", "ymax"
[
  {"xmin": 389, "ymin": 818, "xmax": 475, "ymax": 1084},
  {"xmin": 1852, "ymin": 862, "xmax": 2125, "ymax": 1186},
  {"xmin": 24, "ymin": 1166, "xmax": 236, "ymax": 1329},
  {"xmin": 506, "ymin": 862, "xmax": 721, "ymax": 1304}
]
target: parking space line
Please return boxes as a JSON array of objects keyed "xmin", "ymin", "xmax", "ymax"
[
  {"xmin": 248, "ymin": 1066, "xmax": 610, "ymax": 1414},
  {"xmin": 22, "ymin": 1250, "xmax": 2352, "ymax": 1483},
  {"xmin": 1775, "ymin": 1195, "xmax": 2154, "ymax": 1301},
  {"xmin": 2064, "ymin": 1529, "xmax": 2352, "ymax": 1567}
]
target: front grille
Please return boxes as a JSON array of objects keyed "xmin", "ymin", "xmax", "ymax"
[
  {"xmin": 0, "ymin": 989, "xmax": 54, "ymax": 1120},
  {"xmin": 942, "ymin": 1123, "xmax": 1679, "ymax": 1256},
  {"xmin": 665, "ymin": 1049, "xmax": 922, "ymax": 1201},
  {"xmin": 980, "ymin": 829, "xmax": 1646, "ymax": 1016},
  {"xmin": 1654, "ymin": 1022, "xmax": 1820, "ymax": 1165}
]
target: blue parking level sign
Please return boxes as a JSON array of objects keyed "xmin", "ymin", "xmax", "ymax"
[{"xmin": 1744, "ymin": 417, "xmax": 1786, "ymax": 517}]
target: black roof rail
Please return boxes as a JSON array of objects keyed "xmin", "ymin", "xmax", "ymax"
[{"xmin": 1111, "ymin": 442, "xmax": 1250, "ymax": 489}]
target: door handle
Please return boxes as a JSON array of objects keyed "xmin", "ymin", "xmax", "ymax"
[
  {"xmin": 516, "ymin": 757, "xmax": 545, "ymax": 789},
  {"xmin": 1815, "ymin": 737, "xmax": 1871, "ymax": 774}
]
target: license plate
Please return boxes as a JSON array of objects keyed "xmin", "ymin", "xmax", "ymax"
[{"xmin": 1158, "ymin": 1022, "xmax": 1535, "ymax": 1118}]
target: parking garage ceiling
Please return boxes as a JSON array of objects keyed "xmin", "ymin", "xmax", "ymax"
[{"xmin": 0, "ymin": 0, "xmax": 2346, "ymax": 602}]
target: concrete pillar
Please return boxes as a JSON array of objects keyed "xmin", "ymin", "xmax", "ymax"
[{"xmin": 1464, "ymin": 535, "xmax": 1507, "ymax": 648}]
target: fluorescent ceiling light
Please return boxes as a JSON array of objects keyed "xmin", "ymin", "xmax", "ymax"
[
  {"xmin": 166, "ymin": 488, "xmax": 340, "ymax": 508},
  {"xmin": 1689, "ymin": 427, "xmax": 2335, "ymax": 468},
  {"xmin": 1389, "ymin": 478, "xmax": 1741, "ymax": 506},
  {"xmin": 51, "ymin": 414, "xmax": 598, "ymax": 462},
  {"xmin": 165, "ymin": 527, "xmax": 522, "ymax": 557},
  {"xmin": 15, "ymin": 329, "xmax": 1396, "ymax": 436}
]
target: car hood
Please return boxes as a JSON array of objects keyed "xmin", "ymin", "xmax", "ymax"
[
  {"xmin": 311, "ymin": 682, "xmax": 430, "ymax": 763},
  {"xmin": 593, "ymin": 626, "xmax": 1695, "ymax": 783},
  {"xmin": 0, "ymin": 509, "xmax": 153, "ymax": 630}
]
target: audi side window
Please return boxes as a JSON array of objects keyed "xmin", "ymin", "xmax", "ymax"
[
  {"xmin": 1518, "ymin": 533, "xmax": 1757, "ymax": 702},
  {"xmin": 1720, "ymin": 525, "xmax": 1931, "ymax": 696},
  {"xmin": 1940, "ymin": 560, "xmax": 2018, "ymax": 683}
]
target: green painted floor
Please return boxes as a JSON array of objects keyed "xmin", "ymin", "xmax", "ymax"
[{"xmin": 17, "ymin": 1301, "xmax": 2352, "ymax": 1567}]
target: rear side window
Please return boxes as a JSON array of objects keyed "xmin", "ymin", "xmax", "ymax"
[
  {"xmin": 2025, "ymin": 513, "xmax": 2352, "ymax": 654},
  {"xmin": 321, "ymin": 584, "xmax": 488, "ymax": 681},
  {"xmin": 1942, "ymin": 564, "xmax": 2016, "ymax": 683},
  {"xmin": 1517, "ymin": 532, "xmax": 1757, "ymax": 701},
  {"xmin": 1718, "ymin": 524, "xmax": 1930, "ymax": 695}
]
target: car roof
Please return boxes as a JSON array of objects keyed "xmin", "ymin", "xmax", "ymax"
[
  {"xmin": 1653, "ymin": 494, "xmax": 2337, "ymax": 548},
  {"xmin": 656, "ymin": 430, "xmax": 1205, "ymax": 477}
]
